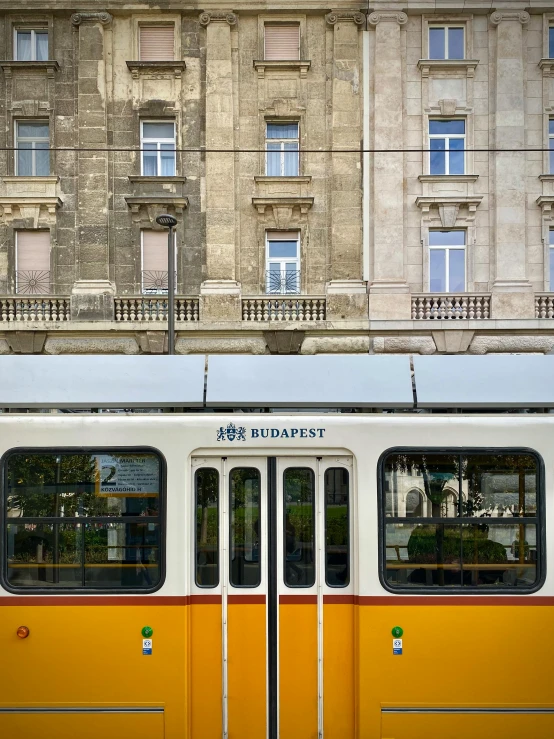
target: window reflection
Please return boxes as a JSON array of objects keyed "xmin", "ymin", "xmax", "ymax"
[
  {"xmin": 325, "ymin": 468, "xmax": 349, "ymax": 587},
  {"xmin": 195, "ymin": 468, "xmax": 219, "ymax": 587},
  {"xmin": 284, "ymin": 468, "xmax": 315, "ymax": 587},
  {"xmin": 230, "ymin": 468, "xmax": 261, "ymax": 587}
]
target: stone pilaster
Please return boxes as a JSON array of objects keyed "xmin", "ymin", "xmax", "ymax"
[
  {"xmin": 71, "ymin": 12, "xmax": 112, "ymax": 285},
  {"xmin": 367, "ymin": 11, "xmax": 410, "ymax": 319},
  {"xmin": 326, "ymin": 12, "xmax": 364, "ymax": 282},
  {"xmin": 200, "ymin": 12, "xmax": 238, "ymax": 287},
  {"xmin": 490, "ymin": 11, "xmax": 534, "ymax": 318}
]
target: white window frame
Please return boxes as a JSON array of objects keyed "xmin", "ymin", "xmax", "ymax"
[
  {"xmin": 265, "ymin": 123, "xmax": 299, "ymax": 176},
  {"xmin": 429, "ymin": 119, "xmax": 465, "ymax": 176},
  {"xmin": 140, "ymin": 120, "xmax": 176, "ymax": 177},
  {"xmin": 428, "ymin": 25, "xmax": 465, "ymax": 60},
  {"xmin": 266, "ymin": 232, "xmax": 300, "ymax": 294},
  {"xmin": 428, "ymin": 230, "xmax": 466, "ymax": 293},
  {"xmin": 15, "ymin": 120, "xmax": 50, "ymax": 176},
  {"xmin": 141, "ymin": 229, "xmax": 177, "ymax": 295},
  {"xmin": 14, "ymin": 28, "xmax": 48, "ymax": 61}
]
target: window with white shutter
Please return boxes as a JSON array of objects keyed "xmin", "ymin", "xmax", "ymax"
[
  {"xmin": 139, "ymin": 25, "xmax": 175, "ymax": 61},
  {"xmin": 142, "ymin": 230, "xmax": 177, "ymax": 294},
  {"xmin": 264, "ymin": 25, "xmax": 300, "ymax": 60},
  {"xmin": 16, "ymin": 230, "xmax": 50, "ymax": 294}
]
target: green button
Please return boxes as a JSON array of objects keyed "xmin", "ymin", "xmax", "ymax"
[
  {"xmin": 391, "ymin": 626, "xmax": 403, "ymax": 638},
  {"xmin": 141, "ymin": 626, "xmax": 153, "ymax": 638}
]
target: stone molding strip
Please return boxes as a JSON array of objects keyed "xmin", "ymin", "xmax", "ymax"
[
  {"xmin": 489, "ymin": 11, "xmax": 530, "ymax": 26},
  {"xmin": 368, "ymin": 11, "xmax": 407, "ymax": 26},
  {"xmin": 71, "ymin": 12, "xmax": 113, "ymax": 26},
  {"xmin": 199, "ymin": 12, "xmax": 238, "ymax": 26},
  {"xmin": 325, "ymin": 11, "xmax": 365, "ymax": 26}
]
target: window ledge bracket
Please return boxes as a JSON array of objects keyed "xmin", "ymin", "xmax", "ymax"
[
  {"xmin": 418, "ymin": 175, "xmax": 479, "ymax": 183},
  {"xmin": 126, "ymin": 60, "xmax": 186, "ymax": 78},
  {"xmin": 417, "ymin": 58, "xmax": 479, "ymax": 77},
  {"xmin": 125, "ymin": 195, "xmax": 189, "ymax": 220},
  {"xmin": 0, "ymin": 60, "xmax": 60, "ymax": 78},
  {"xmin": 253, "ymin": 60, "xmax": 311, "ymax": 78},
  {"xmin": 538, "ymin": 59, "xmax": 554, "ymax": 76}
]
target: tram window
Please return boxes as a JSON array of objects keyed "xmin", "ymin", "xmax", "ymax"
[
  {"xmin": 3, "ymin": 450, "xmax": 163, "ymax": 592},
  {"xmin": 382, "ymin": 450, "xmax": 542, "ymax": 591},
  {"xmin": 195, "ymin": 468, "xmax": 219, "ymax": 587},
  {"xmin": 230, "ymin": 467, "xmax": 261, "ymax": 588},
  {"xmin": 325, "ymin": 468, "xmax": 349, "ymax": 587},
  {"xmin": 284, "ymin": 468, "xmax": 315, "ymax": 587}
]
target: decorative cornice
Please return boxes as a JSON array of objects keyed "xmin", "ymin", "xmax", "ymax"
[
  {"xmin": 199, "ymin": 12, "xmax": 238, "ymax": 27},
  {"xmin": 71, "ymin": 11, "xmax": 112, "ymax": 26},
  {"xmin": 368, "ymin": 11, "xmax": 407, "ymax": 26},
  {"xmin": 325, "ymin": 11, "xmax": 365, "ymax": 26},
  {"xmin": 489, "ymin": 11, "xmax": 530, "ymax": 26}
]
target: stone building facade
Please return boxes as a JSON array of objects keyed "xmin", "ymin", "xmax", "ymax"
[{"xmin": 0, "ymin": 2, "xmax": 553, "ymax": 356}]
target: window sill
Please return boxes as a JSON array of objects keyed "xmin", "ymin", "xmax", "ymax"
[
  {"xmin": 126, "ymin": 60, "xmax": 186, "ymax": 77},
  {"xmin": 254, "ymin": 176, "xmax": 311, "ymax": 184},
  {"xmin": 538, "ymin": 174, "xmax": 554, "ymax": 181},
  {"xmin": 0, "ymin": 60, "xmax": 59, "ymax": 76},
  {"xmin": 253, "ymin": 59, "xmax": 311, "ymax": 77},
  {"xmin": 2, "ymin": 176, "xmax": 59, "ymax": 184},
  {"xmin": 538, "ymin": 59, "xmax": 554, "ymax": 74},
  {"xmin": 417, "ymin": 58, "xmax": 479, "ymax": 77},
  {"xmin": 128, "ymin": 176, "xmax": 186, "ymax": 184},
  {"xmin": 419, "ymin": 175, "xmax": 478, "ymax": 183}
]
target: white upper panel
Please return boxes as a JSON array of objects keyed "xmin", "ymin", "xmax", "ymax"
[
  {"xmin": 414, "ymin": 355, "xmax": 554, "ymax": 408},
  {"xmin": 0, "ymin": 355, "xmax": 205, "ymax": 408},
  {"xmin": 206, "ymin": 355, "xmax": 414, "ymax": 408}
]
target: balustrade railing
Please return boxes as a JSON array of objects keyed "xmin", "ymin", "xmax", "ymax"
[
  {"xmin": 0, "ymin": 296, "xmax": 70, "ymax": 321},
  {"xmin": 115, "ymin": 296, "xmax": 199, "ymax": 322},
  {"xmin": 411, "ymin": 294, "xmax": 491, "ymax": 320},
  {"xmin": 535, "ymin": 294, "xmax": 554, "ymax": 318},
  {"xmin": 242, "ymin": 296, "xmax": 326, "ymax": 321}
]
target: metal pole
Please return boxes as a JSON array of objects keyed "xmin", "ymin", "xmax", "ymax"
[{"xmin": 168, "ymin": 225, "xmax": 175, "ymax": 355}]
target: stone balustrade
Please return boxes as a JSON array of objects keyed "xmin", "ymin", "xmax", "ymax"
[
  {"xmin": 535, "ymin": 294, "xmax": 554, "ymax": 318},
  {"xmin": 242, "ymin": 297, "xmax": 326, "ymax": 322},
  {"xmin": 0, "ymin": 297, "xmax": 71, "ymax": 322},
  {"xmin": 115, "ymin": 297, "xmax": 199, "ymax": 322},
  {"xmin": 411, "ymin": 294, "xmax": 491, "ymax": 320}
]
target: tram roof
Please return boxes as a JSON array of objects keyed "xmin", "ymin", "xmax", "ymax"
[{"xmin": 0, "ymin": 354, "xmax": 552, "ymax": 410}]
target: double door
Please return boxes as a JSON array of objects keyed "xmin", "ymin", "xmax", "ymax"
[{"xmin": 192, "ymin": 455, "xmax": 354, "ymax": 739}]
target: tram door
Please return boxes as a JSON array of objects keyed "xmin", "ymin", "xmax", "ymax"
[{"xmin": 192, "ymin": 455, "xmax": 353, "ymax": 739}]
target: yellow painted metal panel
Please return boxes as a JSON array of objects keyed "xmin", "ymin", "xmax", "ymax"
[
  {"xmin": 0, "ymin": 606, "xmax": 186, "ymax": 738},
  {"xmin": 358, "ymin": 606, "xmax": 554, "ymax": 738},
  {"xmin": 190, "ymin": 604, "xmax": 222, "ymax": 739},
  {"xmin": 227, "ymin": 603, "xmax": 266, "ymax": 739},
  {"xmin": 279, "ymin": 604, "xmax": 317, "ymax": 739},
  {"xmin": 323, "ymin": 604, "xmax": 355, "ymax": 739},
  {"xmin": 0, "ymin": 713, "xmax": 164, "ymax": 739},
  {"xmin": 382, "ymin": 712, "xmax": 554, "ymax": 739}
]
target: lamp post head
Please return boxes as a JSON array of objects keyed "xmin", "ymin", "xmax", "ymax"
[{"xmin": 156, "ymin": 214, "xmax": 178, "ymax": 228}]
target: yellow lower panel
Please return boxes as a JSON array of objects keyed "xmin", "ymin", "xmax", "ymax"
[
  {"xmin": 323, "ymin": 604, "xmax": 355, "ymax": 739},
  {"xmin": 0, "ymin": 712, "xmax": 164, "ymax": 739},
  {"xmin": 279, "ymin": 604, "xmax": 317, "ymax": 739},
  {"xmin": 382, "ymin": 712, "xmax": 554, "ymax": 739},
  {"xmin": 0, "ymin": 606, "xmax": 186, "ymax": 738},
  {"xmin": 190, "ymin": 604, "xmax": 222, "ymax": 739},
  {"xmin": 227, "ymin": 604, "xmax": 266, "ymax": 739}
]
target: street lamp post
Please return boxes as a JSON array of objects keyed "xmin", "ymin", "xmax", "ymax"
[{"xmin": 155, "ymin": 214, "xmax": 178, "ymax": 355}]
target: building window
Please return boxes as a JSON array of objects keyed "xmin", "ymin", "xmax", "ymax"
[
  {"xmin": 15, "ymin": 29, "xmax": 48, "ymax": 61},
  {"xmin": 550, "ymin": 26, "xmax": 554, "ymax": 58},
  {"xmin": 429, "ymin": 230, "xmax": 465, "ymax": 293},
  {"xmin": 266, "ymin": 231, "xmax": 300, "ymax": 294},
  {"xmin": 428, "ymin": 26, "xmax": 464, "ymax": 60},
  {"xmin": 141, "ymin": 121, "xmax": 176, "ymax": 176},
  {"xmin": 141, "ymin": 229, "xmax": 178, "ymax": 294},
  {"xmin": 16, "ymin": 231, "xmax": 50, "ymax": 295},
  {"xmin": 549, "ymin": 119, "xmax": 554, "ymax": 174},
  {"xmin": 429, "ymin": 120, "xmax": 465, "ymax": 175},
  {"xmin": 264, "ymin": 24, "xmax": 300, "ymax": 60},
  {"xmin": 550, "ymin": 230, "xmax": 554, "ymax": 291},
  {"xmin": 381, "ymin": 449, "xmax": 542, "ymax": 592},
  {"xmin": 266, "ymin": 123, "xmax": 299, "ymax": 176},
  {"xmin": 15, "ymin": 121, "xmax": 49, "ymax": 176},
  {"xmin": 3, "ymin": 449, "xmax": 164, "ymax": 592},
  {"xmin": 139, "ymin": 25, "xmax": 174, "ymax": 61}
]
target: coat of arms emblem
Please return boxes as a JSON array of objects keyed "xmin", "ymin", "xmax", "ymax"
[{"xmin": 217, "ymin": 422, "xmax": 247, "ymax": 442}]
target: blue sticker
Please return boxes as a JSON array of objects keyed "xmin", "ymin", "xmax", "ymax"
[
  {"xmin": 143, "ymin": 638, "xmax": 152, "ymax": 655},
  {"xmin": 393, "ymin": 638, "xmax": 403, "ymax": 655}
]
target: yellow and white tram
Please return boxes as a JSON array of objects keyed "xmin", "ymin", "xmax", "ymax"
[{"xmin": 1, "ymin": 354, "xmax": 554, "ymax": 739}]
